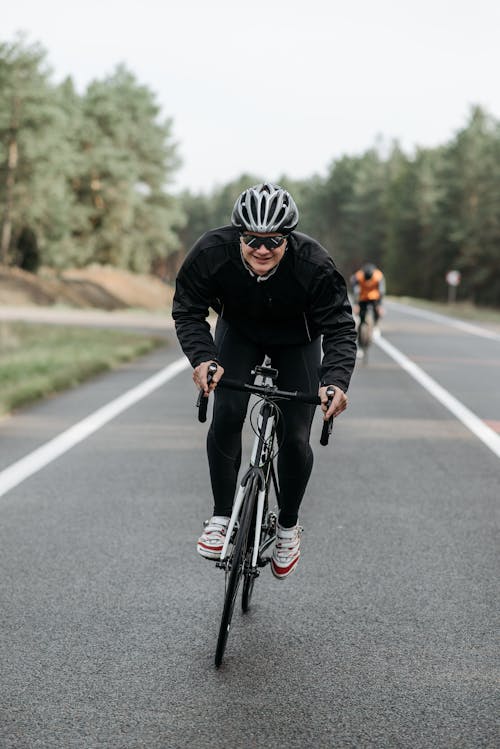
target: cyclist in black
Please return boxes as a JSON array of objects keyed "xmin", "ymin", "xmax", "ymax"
[{"xmin": 173, "ymin": 183, "xmax": 356, "ymax": 579}]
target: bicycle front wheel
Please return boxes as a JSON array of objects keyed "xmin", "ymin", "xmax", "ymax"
[
  {"xmin": 241, "ymin": 571, "xmax": 255, "ymax": 613},
  {"xmin": 242, "ymin": 499, "xmax": 274, "ymax": 613},
  {"xmin": 215, "ymin": 476, "xmax": 258, "ymax": 668}
]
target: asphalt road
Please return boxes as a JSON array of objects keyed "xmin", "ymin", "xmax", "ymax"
[{"xmin": 0, "ymin": 302, "xmax": 498, "ymax": 748}]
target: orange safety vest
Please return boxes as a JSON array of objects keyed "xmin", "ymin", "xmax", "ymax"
[{"xmin": 355, "ymin": 269, "xmax": 383, "ymax": 301}]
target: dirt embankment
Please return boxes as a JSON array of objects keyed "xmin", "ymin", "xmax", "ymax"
[{"xmin": 0, "ymin": 265, "xmax": 174, "ymax": 311}]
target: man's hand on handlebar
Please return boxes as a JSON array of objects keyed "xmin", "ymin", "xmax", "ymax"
[
  {"xmin": 319, "ymin": 385, "xmax": 348, "ymax": 420},
  {"xmin": 193, "ymin": 361, "xmax": 225, "ymax": 396}
]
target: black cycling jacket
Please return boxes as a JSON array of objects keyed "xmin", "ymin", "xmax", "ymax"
[{"xmin": 172, "ymin": 226, "xmax": 357, "ymax": 392}]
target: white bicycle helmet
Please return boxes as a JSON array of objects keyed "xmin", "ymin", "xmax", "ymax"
[{"xmin": 231, "ymin": 182, "xmax": 299, "ymax": 234}]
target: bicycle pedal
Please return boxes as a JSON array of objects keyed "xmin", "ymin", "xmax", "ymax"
[{"xmin": 266, "ymin": 512, "xmax": 277, "ymax": 530}]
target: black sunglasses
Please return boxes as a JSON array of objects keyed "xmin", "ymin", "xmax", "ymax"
[{"xmin": 241, "ymin": 234, "xmax": 287, "ymax": 250}]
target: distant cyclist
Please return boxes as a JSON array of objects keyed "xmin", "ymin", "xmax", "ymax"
[
  {"xmin": 173, "ymin": 183, "xmax": 356, "ymax": 579},
  {"xmin": 350, "ymin": 262, "xmax": 385, "ymax": 346}
]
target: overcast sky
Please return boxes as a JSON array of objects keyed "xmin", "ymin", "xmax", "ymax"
[{"xmin": 4, "ymin": 0, "xmax": 500, "ymax": 193}]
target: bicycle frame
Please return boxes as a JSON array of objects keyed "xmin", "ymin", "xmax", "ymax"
[{"xmin": 219, "ymin": 374, "xmax": 278, "ymax": 570}]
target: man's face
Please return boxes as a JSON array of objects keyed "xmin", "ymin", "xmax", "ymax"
[{"xmin": 240, "ymin": 233, "xmax": 287, "ymax": 276}]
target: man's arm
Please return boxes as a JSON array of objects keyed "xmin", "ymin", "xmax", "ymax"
[
  {"xmin": 350, "ymin": 272, "xmax": 360, "ymax": 301},
  {"xmin": 172, "ymin": 248, "xmax": 219, "ymax": 368},
  {"xmin": 308, "ymin": 265, "xmax": 357, "ymax": 393},
  {"xmin": 378, "ymin": 273, "xmax": 386, "ymax": 299}
]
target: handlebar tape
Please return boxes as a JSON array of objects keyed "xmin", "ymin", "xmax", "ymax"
[
  {"xmin": 320, "ymin": 417, "xmax": 333, "ymax": 446},
  {"xmin": 197, "ymin": 363, "xmax": 218, "ymax": 423},
  {"xmin": 319, "ymin": 386, "xmax": 336, "ymax": 446}
]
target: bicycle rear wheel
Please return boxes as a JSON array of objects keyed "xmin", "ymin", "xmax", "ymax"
[
  {"xmin": 215, "ymin": 476, "xmax": 258, "ymax": 667},
  {"xmin": 358, "ymin": 319, "xmax": 372, "ymax": 349}
]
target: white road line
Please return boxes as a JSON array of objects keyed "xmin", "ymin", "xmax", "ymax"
[
  {"xmin": 388, "ymin": 301, "xmax": 500, "ymax": 342},
  {"xmin": 376, "ymin": 336, "xmax": 500, "ymax": 460},
  {"xmin": 0, "ymin": 356, "xmax": 190, "ymax": 499}
]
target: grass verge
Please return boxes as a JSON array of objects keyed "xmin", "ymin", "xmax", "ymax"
[{"xmin": 0, "ymin": 321, "xmax": 166, "ymax": 417}]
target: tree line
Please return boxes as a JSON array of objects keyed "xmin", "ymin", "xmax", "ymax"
[
  {"xmin": 0, "ymin": 36, "xmax": 184, "ymax": 275},
  {"xmin": 1, "ymin": 36, "xmax": 499, "ymax": 305},
  {"xmin": 178, "ymin": 108, "xmax": 500, "ymax": 307}
]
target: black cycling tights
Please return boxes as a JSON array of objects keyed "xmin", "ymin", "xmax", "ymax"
[{"xmin": 207, "ymin": 318, "xmax": 321, "ymax": 528}]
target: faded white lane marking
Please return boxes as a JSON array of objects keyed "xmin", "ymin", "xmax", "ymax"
[
  {"xmin": 376, "ymin": 336, "xmax": 500, "ymax": 460},
  {"xmin": 0, "ymin": 356, "xmax": 190, "ymax": 499}
]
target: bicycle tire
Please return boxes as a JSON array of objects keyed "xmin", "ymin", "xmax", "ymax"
[
  {"xmin": 242, "ymin": 491, "xmax": 262, "ymax": 613},
  {"xmin": 215, "ymin": 476, "xmax": 258, "ymax": 667},
  {"xmin": 241, "ymin": 573, "xmax": 255, "ymax": 613},
  {"xmin": 242, "ymin": 468, "xmax": 276, "ymax": 612},
  {"xmin": 358, "ymin": 320, "xmax": 372, "ymax": 349}
]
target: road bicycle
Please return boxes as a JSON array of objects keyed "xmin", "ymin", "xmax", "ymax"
[
  {"xmin": 197, "ymin": 361, "xmax": 334, "ymax": 667},
  {"xmin": 357, "ymin": 301, "xmax": 377, "ymax": 363}
]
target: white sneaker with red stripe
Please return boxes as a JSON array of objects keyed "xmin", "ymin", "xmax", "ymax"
[
  {"xmin": 271, "ymin": 522, "xmax": 302, "ymax": 579},
  {"xmin": 197, "ymin": 516, "xmax": 230, "ymax": 560}
]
